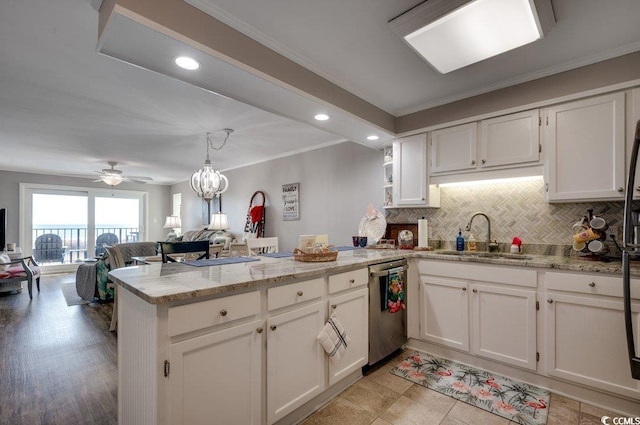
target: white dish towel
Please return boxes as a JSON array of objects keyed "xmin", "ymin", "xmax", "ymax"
[{"xmin": 317, "ymin": 312, "xmax": 351, "ymax": 363}]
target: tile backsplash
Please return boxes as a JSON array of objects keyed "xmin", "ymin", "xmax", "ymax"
[{"xmin": 384, "ymin": 178, "xmax": 624, "ymax": 247}]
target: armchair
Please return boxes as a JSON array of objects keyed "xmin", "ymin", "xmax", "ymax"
[
  {"xmin": 0, "ymin": 255, "xmax": 41, "ymax": 299},
  {"xmin": 95, "ymin": 232, "xmax": 119, "ymax": 257},
  {"xmin": 33, "ymin": 233, "xmax": 66, "ymax": 264}
]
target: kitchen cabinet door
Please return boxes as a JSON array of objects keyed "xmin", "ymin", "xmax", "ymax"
[
  {"xmin": 267, "ymin": 301, "xmax": 325, "ymax": 424},
  {"xmin": 419, "ymin": 276, "xmax": 469, "ymax": 352},
  {"xmin": 544, "ymin": 92, "xmax": 625, "ymax": 201},
  {"xmin": 393, "ymin": 134, "xmax": 440, "ymax": 207},
  {"xmin": 470, "ymin": 284, "xmax": 537, "ymax": 370},
  {"xmin": 544, "ymin": 293, "xmax": 640, "ymax": 399},
  {"xmin": 168, "ymin": 319, "xmax": 263, "ymax": 425},
  {"xmin": 327, "ymin": 288, "xmax": 368, "ymax": 385},
  {"xmin": 480, "ymin": 109, "xmax": 540, "ymax": 168},
  {"xmin": 430, "ymin": 123, "xmax": 477, "ymax": 174}
]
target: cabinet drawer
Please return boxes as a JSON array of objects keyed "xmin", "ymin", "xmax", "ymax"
[
  {"xmin": 545, "ymin": 271, "xmax": 640, "ymax": 299},
  {"xmin": 168, "ymin": 291, "xmax": 260, "ymax": 337},
  {"xmin": 328, "ymin": 268, "xmax": 368, "ymax": 294},
  {"xmin": 268, "ymin": 278, "xmax": 324, "ymax": 311}
]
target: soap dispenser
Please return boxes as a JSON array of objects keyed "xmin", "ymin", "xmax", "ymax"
[
  {"xmin": 468, "ymin": 233, "xmax": 477, "ymax": 251},
  {"xmin": 456, "ymin": 229, "xmax": 465, "ymax": 251}
]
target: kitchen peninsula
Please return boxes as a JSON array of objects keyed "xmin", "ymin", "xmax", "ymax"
[{"xmin": 110, "ymin": 249, "xmax": 640, "ymax": 424}]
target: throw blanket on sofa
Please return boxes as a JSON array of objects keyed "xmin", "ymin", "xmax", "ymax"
[{"xmin": 75, "ymin": 259, "xmax": 114, "ymax": 301}]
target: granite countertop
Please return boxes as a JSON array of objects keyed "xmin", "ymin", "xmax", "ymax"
[{"xmin": 109, "ymin": 248, "xmax": 637, "ymax": 305}]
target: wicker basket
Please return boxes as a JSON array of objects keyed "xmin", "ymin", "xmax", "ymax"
[{"xmin": 293, "ymin": 247, "xmax": 338, "ymax": 262}]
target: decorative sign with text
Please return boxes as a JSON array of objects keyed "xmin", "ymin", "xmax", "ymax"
[{"xmin": 282, "ymin": 183, "xmax": 300, "ymax": 221}]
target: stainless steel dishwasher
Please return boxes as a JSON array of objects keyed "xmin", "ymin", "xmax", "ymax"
[{"xmin": 368, "ymin": 259, "xmax": 408, "ymax": 366}]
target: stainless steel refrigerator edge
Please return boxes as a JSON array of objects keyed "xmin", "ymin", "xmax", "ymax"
[
  {"xmin": 622, "ymin": 119, "xmax": 640, "ymax": 380},
  {"xmin": 368, "ymin": 259, "xmax": 408, "ymax": 365}
]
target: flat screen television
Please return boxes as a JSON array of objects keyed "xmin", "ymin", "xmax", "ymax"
[{"xmin": 0, "ymin": 208, "xmax": 5, "ymax": 251}]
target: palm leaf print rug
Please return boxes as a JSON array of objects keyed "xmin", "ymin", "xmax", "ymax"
[{"xmin": 390, "ymin": 351, "xmax": 550, "ymax": 425}]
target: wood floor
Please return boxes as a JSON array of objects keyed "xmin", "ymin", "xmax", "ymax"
[{"xmin": 0, "ymin": 273, "xmax": 117, "ymax": 424}]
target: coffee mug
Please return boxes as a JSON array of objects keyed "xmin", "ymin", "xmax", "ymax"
[
  {"xmin": 358, "ymin": 236, "xmax": 368, "ymax": 247},
  {"xmin": 573, "ymin": 228, "xmax": 599, "ymax": 243},
  {"xmin": 587, "ymin": 239, "xmax": 609, "ymax": 254},
  {"xmin": 352, "ymin": 236, "xmax": 360, "ymax": 247},
  {"xmin": 572, "ymin": 218, "xmax": 588, "ymax": 234},
  {"xmin": 589, "ymin": 216, "xmax": 608, "ymax": 231}
]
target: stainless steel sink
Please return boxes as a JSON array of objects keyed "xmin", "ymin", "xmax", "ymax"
[{"xmin": 433, "ymin": 250, "xmax": 534, "ymax": 261}]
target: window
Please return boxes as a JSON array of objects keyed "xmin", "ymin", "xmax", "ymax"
[{"xmin": 20, "ymin": 183, "xmax": 147, "ymax": 271}]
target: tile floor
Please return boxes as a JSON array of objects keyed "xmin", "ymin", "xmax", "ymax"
[{"xmin": 301, "ymin": 350, "xmax": 622, "ymax": 425}]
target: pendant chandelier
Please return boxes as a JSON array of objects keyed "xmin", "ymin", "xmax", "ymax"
[{"xmin": 190, "ymin": 129, "xmax": 232, "ymax": 201}]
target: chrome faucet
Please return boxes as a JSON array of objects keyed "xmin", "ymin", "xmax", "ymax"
[{"xmin": 465, "ymin": 212, "xmax": 499, "ymax": 251}]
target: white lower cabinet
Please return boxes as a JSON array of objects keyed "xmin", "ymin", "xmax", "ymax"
[
  {"xmin": 168, "ymin": 319, "xmax": 263, "ymax": 425},
  {"xmin": 420, "ymin": 276, "xmax": 469, "ymax": 351},
  {"xmin": 418, "ymin": 261, "xmax": 538, "ymax": 370},
  {"xmin": 544, "ymin": 271, "xmax": 640, "ymax": 399},
  {"xmin": 328, "ymin": 288, "xmax": 369, "ymax": 385},
  {"xmin": 470, "ymin": 283, "xmax": 537, "ymax": 371},
  {"xmin": 267, "ymin": 301, "xmax": 326, "ymax": 424}
]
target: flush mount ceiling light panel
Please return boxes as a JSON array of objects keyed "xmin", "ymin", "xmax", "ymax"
[{"xmin": 389, "ymin": 0, "xmax": 556, "ymax": 74}]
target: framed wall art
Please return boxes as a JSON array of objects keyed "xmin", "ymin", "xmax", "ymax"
[{"xmin": 282, "ymin": 183, "xmax": 300, "ymax": 221}]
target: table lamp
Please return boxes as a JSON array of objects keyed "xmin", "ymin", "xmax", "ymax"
[{"xmin": 163, "ymin": 215, "xmax": 181, "ymax": 240}]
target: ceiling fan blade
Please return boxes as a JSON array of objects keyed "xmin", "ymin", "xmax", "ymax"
[{"xmin": 126, "ymin": 176, "xmax": 153, "ymax": 181}]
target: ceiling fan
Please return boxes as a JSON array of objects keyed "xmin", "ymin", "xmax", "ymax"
[{"xmin": 94, "ymin": 161, "xmax": 153, "ymax": 186}]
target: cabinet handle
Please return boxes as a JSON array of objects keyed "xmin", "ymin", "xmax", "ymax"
[
  {"xmin": 256, "ymin": 327, "xmax": 263, "ymax": 334},
  {"xmin": 297, "ymin": 290, "xmax": 303, "ymax": 296},
  {"xmin": 270, "ymin": 325, "xmax": 277, "ymax": 331},
  {"xmin": 547, "ymin": 299, "xmax": 553, "ymax": 304},
  {"xmin": 472, "ymin": 289, "xmax": 478, "ymax": 293},
  {"xmin": 618, "ymin": 187, "xmax": 624, "ymax": 192},
  {"xmin": 471, "ymin": 160, "xmax": 476, "ymax": 165},
  {"xmin": 588, "ymin": 282, "xmax": 596, "ymax": 287},
  {"xmin": 481, "ymin": 159, "xmax": 486, "ymax": 164},
  {"xmin": 349, "ymin": 279, "xmax": 355, "ymax": 284},
  {"xmin": 636, "ymin": 186, "xmax": 640, "ymax": 192},
  {"xmin": 220, "ymin": 309, "xmax": 228, "ymax": 317},
  {"xmin": 461, "ymin": 287, "xmax": 467, "ymax": 291},
  {"xmin": 331, "ymin": 304, "xmax": 337, "ymax": 310}
]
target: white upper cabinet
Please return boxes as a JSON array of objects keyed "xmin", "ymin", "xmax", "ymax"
[
  {"xmin": 430, "ymin": 123, "xmax": 477, "ymax": 174},
  {"xmin": 480, "ymin": 109, "xmax": 540, "ymax": 168},
  {"xmin": 544, "ymin": 92, "xmax": 626, "ymax": 202},
  {"xmin": 392, "ymin": 133, "xmax": 440, "ymax": 207},
  {"xmin": 430, "ymin": 110, "xmax": 541, "ymax": 178}
]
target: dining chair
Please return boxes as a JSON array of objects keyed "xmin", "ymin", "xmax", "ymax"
[
  {"xmin": 160, "ymin": 240, "xmax": 210, "ymax": 263},
  {"xmin": 223, "ymin": 242, "xmax": 249, "ymax": 257},
  {"xmin": 209, "ymin": 243, "xmax": 224, "ymax": 258},
  {"xmin": 246, "ymin": 237, "xmax": 279, "ymax": 256}
]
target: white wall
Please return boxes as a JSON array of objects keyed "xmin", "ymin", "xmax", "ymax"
[
  {"xmin": 172, "ymin": 141, "xmax": 381, "ymax": 251},
  {"xmin": 0, "ymin": 170, "xmax": 171, "ymax": 246}
]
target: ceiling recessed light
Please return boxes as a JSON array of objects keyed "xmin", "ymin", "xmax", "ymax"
[
  {"xmin": 314, "ymin": 114, "xmax": 330, "ymax": 121},
  {"xmin": 367, "ymin": 135, "xmax": 380, "ymax": 141},
  {"xmin": 174, "ymin": 56, "xmax": 200, "ymax": 71}
]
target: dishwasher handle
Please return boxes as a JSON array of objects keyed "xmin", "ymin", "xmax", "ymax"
[{"xmin": 370, "ymin": 265, "xmax": 408, "ymax": 277}]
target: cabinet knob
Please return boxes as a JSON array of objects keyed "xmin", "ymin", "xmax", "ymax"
[
  {"xmin": 472, "ymin": 289, "xmax": 478, "ymax": 293},
  {"xmin": 471, "ymin": 160, "xmax": 476, "ymax": 165},
  {"xmin": 349, "ymin": 279, "xmax": 355, "ymax": 284},
  {"xmin": 588, "ymin": 281, "xmax": 596, "ymax": 287},
  {"xmin": 256, "ymin": 327, "xmax": 263, "ymax": 334},
  {"xmin": 331, "ymin": 304, "xmax": 337, "ymax": 310},
  {"xmin": 547, "ymin": 299, "xmax": 553, "ymax": 304},
  {"xmin": 461, "ymin": 287, "xmax": 467, "ymax": 291},
  {"xmin": 481, "ymin": 159, "xmax": 486, "ymax": 164},
  {"xmin": 270, "ymin": 325, "xmax": 277, "ymax": 331},
  {"xmin": 220, "ymin": 309, "xmax": 228, "ymax": 317},
  {"xmin": 618, "ymin": 187, "xmax": 624, "ymax": 192},
  {"xmin": 297, "ymin": 290, "xmax": 303, "ymax": 297}
]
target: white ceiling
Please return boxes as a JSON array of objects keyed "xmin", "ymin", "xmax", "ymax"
[{"xmin": 1, "ymin": 0, "xmax": 640, "ymax": 185}]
